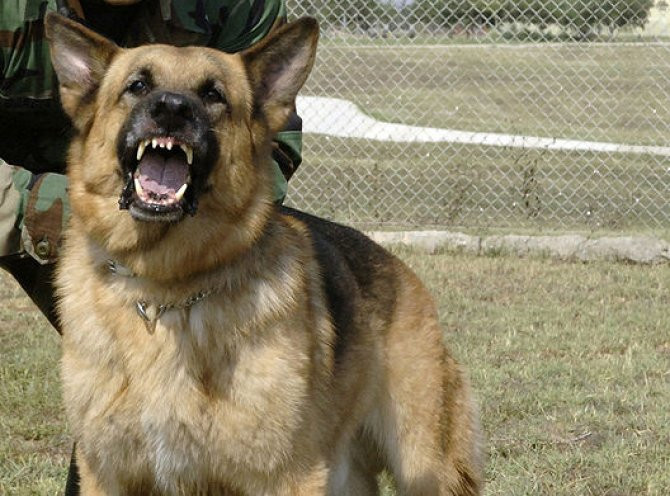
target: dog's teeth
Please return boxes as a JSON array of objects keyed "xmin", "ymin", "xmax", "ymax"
[
  {"xmin": 159, "ymin": 142, "xmax": 165, "ymax": 148},
  {"xmin": 166, "ymin": 142, "xmax": 173, "ymax": 151},
  {"xmin": 134, "ymin": 177, "xmax": 144, "ymax": 196},
  {"xmin": 175, "ymin": 183, "xmax": 188, "ymax": 201},
  {"xmin": 152, "ymin": 138, "xmax": 158, "ymax": 149},
  {"xmin": 136, "ymin": 141, "xmax": 147, "ymax": 161},
  {"xmin": 181, "ymin": 145, "xmax": 193, "ymax": 165}
]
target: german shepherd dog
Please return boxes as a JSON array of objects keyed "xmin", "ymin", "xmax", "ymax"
[{"xmin": 46, "ymin": 12, "xmax": 482, "ymax": 496}]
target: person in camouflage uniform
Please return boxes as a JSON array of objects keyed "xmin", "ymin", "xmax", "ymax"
[
  {"xmin": 0, "ymin": 0, "xmax": 302, "ymax": 327},
  {"xmin": 1, "ymin": 1, "xmax": 302, "ymax": 493}
]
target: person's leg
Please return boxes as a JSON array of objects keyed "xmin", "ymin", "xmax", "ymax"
[
  {"xmin": 64, "ymin": 445, "xmax": 81, "ymax": 496},
  {"xmin": 0, "ymin": 255, "xmax": 60, "ymax": 330}
]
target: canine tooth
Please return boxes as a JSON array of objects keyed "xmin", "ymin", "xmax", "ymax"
[
  {"xmin": 134, "ymin": 177, "xmax": 144, "ymax": 196},
  {"xmin": 136, "ymin": 141, "xmax": 148, "ymax": 161},
  {"xmin": 180, "ymin": 144, "xmax": 193, "ymax": 165},
  {"xmin": 175, "ymin": 183, "xmax": 188, "ymax": 201},
  {"xmin": 152, "ymin": 138, "xmax": 158, "ymax": 149},
  {"xmin": 166, "ymin": 142, "xmax": 173, "ymax": 151}
]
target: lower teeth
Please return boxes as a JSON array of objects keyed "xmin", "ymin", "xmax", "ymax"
[{"xmin": 175, "ymin": 183, "xmax": 188, "ymax": 201}]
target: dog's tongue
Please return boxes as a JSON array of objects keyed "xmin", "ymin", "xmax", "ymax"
[{"xmin": 137, "ymin": 150, "xmax": 188, "ymax": 198}]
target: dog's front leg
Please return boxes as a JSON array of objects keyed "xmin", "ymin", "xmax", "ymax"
[{"xmin": 74, "ymin": 446, "xmax": 119, "ymax": 496}]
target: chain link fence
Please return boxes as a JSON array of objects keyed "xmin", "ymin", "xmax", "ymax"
[{"xmin": 284, "ymin": 0, "xmax": 670, "ymax": 232}]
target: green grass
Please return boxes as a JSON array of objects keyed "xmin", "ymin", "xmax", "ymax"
[
  {"xmin": 0, "ymin": 274, "xmax": 69, "ymax": 495},
  {"xmin": 287, "ymin": 136, "xmax": 670, "ymax": 232},
  {"xmin": 2, "ymin": 250, "xmax": 669, "ymax": 495},
  {"xmin": 396, "ymin": 247, "xmax": 670, "ymax": 495},
  {"xmin": 304, "ymin": 43, "xmax": 670, "ymax": 146}
]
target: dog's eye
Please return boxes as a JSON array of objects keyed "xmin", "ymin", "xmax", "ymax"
[
  {"xmin": 201, "ymin": 87, "xmax": 226, "ymax": 105},
  {"xmin": 127, "ymin": 79, "xmax": 149, "ymax": 96}
]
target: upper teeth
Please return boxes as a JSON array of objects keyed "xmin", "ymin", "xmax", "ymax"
[
  {"xmin": 136, "ymin": 141, "xmax": 147, "ymax": 161},
  {"xmin": 182, "ymin": 145, "xmax": 193, "ymax": 165},
  {"xmin": 136, "ymin": 138, "xmax": 193, "ymax": 165}
]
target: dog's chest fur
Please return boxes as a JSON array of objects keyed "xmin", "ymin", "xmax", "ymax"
[{"xmin": 58, "ymin": 233, "xmax": 331, "ymax": 490}]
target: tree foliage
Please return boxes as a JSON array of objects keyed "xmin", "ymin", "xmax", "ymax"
[
  {"xmin": 301, "ymin": 0, "xmax": 395, "ymax": 30},
  {"xmin": 496, "ymin": 0, "xmax": 655, "ymax": 30},
  {"xmin": 301, "ymin": 0, "xmax": 655, "ymax": 34}
]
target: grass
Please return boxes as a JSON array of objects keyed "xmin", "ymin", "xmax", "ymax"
[
  {"xmin": 0, "ymin": 274, "xmax": 69, "ymax": 495},
  {"xmin": 398, "ymin": 247, "xmax": 670, "ymax": 495},
  {"xmin": 287, "ymin": 136, "xmax": 670, "ymax": 232},
  {"xmin": 2, "ymin": 249, "xmax": 669, "ymax": 495},
  {"xmin": 304, "ymin": 43, "xmax": 670, "ymax": 147}
]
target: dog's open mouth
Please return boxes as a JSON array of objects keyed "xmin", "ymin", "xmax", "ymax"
[
  {"xmin": 135, "ymin": 137, "xmax": 192, "ymax": 207},
  {"xmin": 122, "ymin": 136, "xmax": 194, "ymax": 222},
  {"xmin": 116, "ymin": 90, "xmax": 216, "ymax": 223}
]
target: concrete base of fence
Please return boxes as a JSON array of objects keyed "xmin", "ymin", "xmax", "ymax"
[{"xmin": 366, "ymin": 231, "xmax": 670, "ymax": 264}]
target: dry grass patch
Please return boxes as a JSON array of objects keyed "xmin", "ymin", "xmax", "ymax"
[{"xmin": 1, "ymin": 249, "xmax": 668, "ymax": 495}]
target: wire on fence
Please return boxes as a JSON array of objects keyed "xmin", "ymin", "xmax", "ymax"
[{"xmin": 285, "ymin": 0, "xmax": 670, "ymax": 232}]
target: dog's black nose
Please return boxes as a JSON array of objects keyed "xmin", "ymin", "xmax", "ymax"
[{"xmin": 149, "ymin": 92, "xmax": 194, "ymax": 129}]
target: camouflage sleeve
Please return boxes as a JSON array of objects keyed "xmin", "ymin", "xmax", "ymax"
[
  {"xmin": 270, "ymin": 111, "xmax": 303, "ymax": 204},
  {"xmin": 199, "ymin": 0, "xmax": 286, "ymax": 53},
  {"xmin": 0, "ymin": 161, "xmax": 24, "ymax": 257},
  {"xmin": 273, "ymin": 128, "xmax": 302, "ymax": 181},
  {"xmin": 0, "ymin": 161, "xmax": 69, "ymax": 264}
]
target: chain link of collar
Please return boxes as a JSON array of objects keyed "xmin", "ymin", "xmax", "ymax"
[{"xmin": 106, "ymin": 259, "xmax": 221, "ymax": 333}]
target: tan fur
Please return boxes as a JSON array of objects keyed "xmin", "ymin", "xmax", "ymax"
[{"xmin": 47, "ymin": 13, "xmax": 482, "ymax": 496}]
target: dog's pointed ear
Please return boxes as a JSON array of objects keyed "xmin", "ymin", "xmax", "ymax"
[
  {"xmin": 45, "ymin": 12, "xmax": 119, "ymax": 124},
  {"xmin": 242, "ymin": 18, "xmax": 319, "ymax": 134}
]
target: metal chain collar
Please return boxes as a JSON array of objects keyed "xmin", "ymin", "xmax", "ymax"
[{"xmin": 107, "ymin": 259, "xmax": 220, "ymax": 334}]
